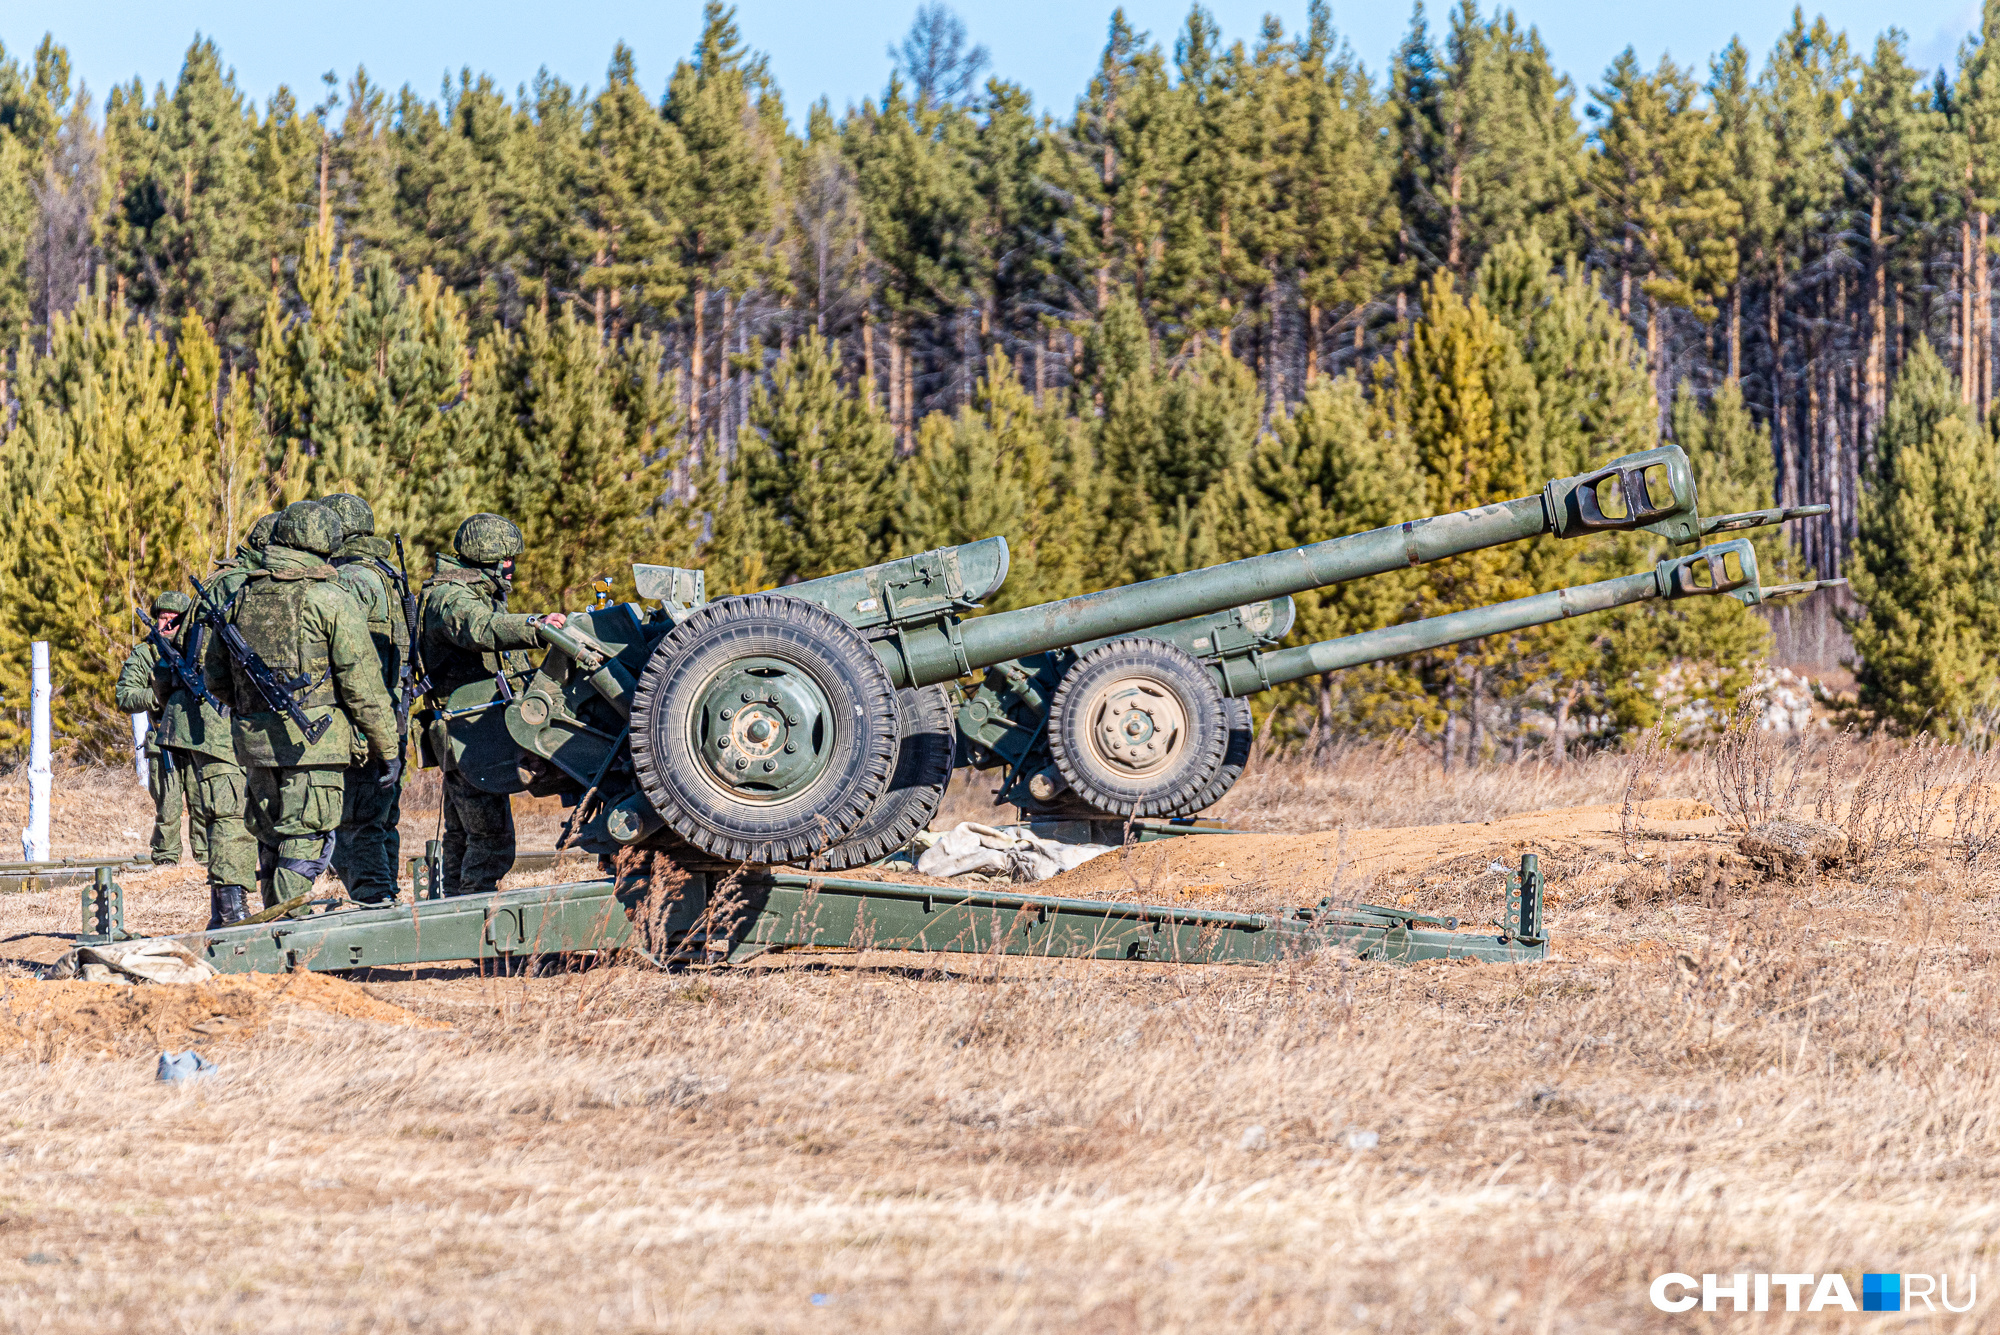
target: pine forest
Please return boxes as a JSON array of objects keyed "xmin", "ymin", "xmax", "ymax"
[{"xmin": 2, "ymin": 1, "xmax": 1998, "ymax": 759}]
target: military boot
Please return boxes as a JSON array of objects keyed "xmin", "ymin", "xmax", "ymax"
[{"xmin": 207, "ymin": 886, "xmax": 250, "ymax": 930}]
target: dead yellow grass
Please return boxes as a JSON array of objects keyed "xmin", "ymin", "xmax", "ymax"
[{"xmin": 0, "ymin": 734, "xmax": 1995, "ymax": 1331}]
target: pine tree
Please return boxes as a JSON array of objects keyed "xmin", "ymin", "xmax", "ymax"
[
  {"xmin": 666, "ymin": 3, "xmax": 780, "ymax": 440},
  {"xmin": 1379, "ymin": 268, "xmax": 1539, "ymax": 762},
  {"xmin": 1849, "ymin": 340, "xmax": 2000, "ymax": 737},
  {"xmin": 737, "ymin": 332, "xmax": 894, "ymax": 580},
  {"xmin": 255, "ymin": 226, "xmax": 478, "ymax": 557},
  {"xmin": 0, "ymin": 284, "xmax": 222, "ymax": 754},
  {"xmin": 581, "ymin": 46, "xmax": 688, "ymax": 336},
  {"xmin": 484, "ymin": 307, "xmax": 680, "ymax": 607},
  {"xmin": 104, "ymin": 39, "xmax": 267, "ymax": 351},
  {"xmin": 1393, "ymin": 0, "xmax": 1585, "ymax": 279},
  {"xmin": 1198, "ymin": 371, "xmax": 1431, "ymax": 741}
]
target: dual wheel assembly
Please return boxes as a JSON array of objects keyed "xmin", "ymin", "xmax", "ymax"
[
  {"xmin": 625, "ymin": 594, "xmax": 955, "ymax": 867},
  {"xmin": 623, "ymin": 596, "xmax": 1244, "ymax": 868},
  {"xmin": 1044, "ymin": 639, "xmax": 1249, "ymax": 819}
]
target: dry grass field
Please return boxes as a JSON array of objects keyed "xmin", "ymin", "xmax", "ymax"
[{"xmin": 0, "ymin": 730, "xmax": 1996, "ymax": 1332}]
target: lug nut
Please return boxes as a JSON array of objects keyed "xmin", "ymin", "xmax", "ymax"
[
  {"xmin": 741, "ymin": 692, "xmax": 753, "ymax": 702},
  {"xmin": 720, "ymin": 708, "xmax": 733, "ymax": 720},
  {"xmin": 763, "ymin": 759, "xmax": 777, "ymax": 772},
  {"xmin": 783, "ymin": 743, "xmax": 797, "ymax": 753},
  {"xmin": 717, "ymin": 737, "xmax": 730, "ymax": 749},
  {"xmin": 735, "ymin": 757, "xmax": 748, "ymax": 770}
]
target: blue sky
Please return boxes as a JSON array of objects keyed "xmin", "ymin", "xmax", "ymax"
[{"xmin": 0, "ymin": 0, "xmax": 1982, "ymax": 123}]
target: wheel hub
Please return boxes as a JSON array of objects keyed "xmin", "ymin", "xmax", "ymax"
[
  {"xmin": 1087, "ymin": 676, "xmax": 1186, "ymax": 776},
  {"xmin": 695, "ymin": 659, "xmax": 832, "ymax": 800}
]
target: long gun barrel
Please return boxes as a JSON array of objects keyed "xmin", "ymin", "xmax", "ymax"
[
  {"xmin": 797, "ymin": 444, "xmax": 1828, "ymax": 689},
  {"xmin": 1208, "ymin": 540, "xmax": 1844, "ymax": 696}
]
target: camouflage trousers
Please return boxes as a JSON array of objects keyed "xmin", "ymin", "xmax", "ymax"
[
  {"xmin": 333, "ymin": 758, "xmax": 403, "ymax": 903},
  {"xmin": 245, "ymin": 765, "xmax": 346, "ymax": 908},
  {"xmin": 147, "ymin": 750, "xmax": 202, "ymax": 864},
  {"xmin": 440, "ymin": 769, "xmax": 515, "ymax": 897},
  {"xmin": 190, "ymin": 756, "xmax": 255, "ymax": 895}
]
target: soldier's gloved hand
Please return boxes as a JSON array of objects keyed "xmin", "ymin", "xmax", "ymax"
[{"xmin": 376, "ymin": 756, "xmax": 403, "ymax": 790}]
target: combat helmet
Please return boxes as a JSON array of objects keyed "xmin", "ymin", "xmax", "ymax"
[
  {"xmin": 246, "ymin": 512, "xmax": 282, "ymax": 552},
  {"xmin": 273, "ymin": 501, "xmax": 344, "ymax": 557},
  {"xmin": 454, "ymin": 513, "xmax": 525, "ymax": 565},
  {"xmin": 150, "ymin": 590, "xmax": 192, "ymax": 615},
  {"xmin": 319, "ymin": 493, "xmax": 375, "ymax": 538}
]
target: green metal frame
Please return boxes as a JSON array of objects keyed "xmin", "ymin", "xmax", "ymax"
[{"xmin": 160, "ymin": 853, "xmax": 1547, "ymax": 976}]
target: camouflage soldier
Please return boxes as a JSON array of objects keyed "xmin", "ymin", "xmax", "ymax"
[
  {"xmin": 319, "ymin": 493, "xmax": 411, "ymax": 905},
  {"xmin": 204, "ymin": 502, "xmax": 400, "ymax": 912},
  {"xmin": 115, "ymin": 592, "xmax": 197, "ymax": 866},
  {"xmin": 418, "ymin": 513, "xmax": 566, "ymax": 897},
  {"xmin": 213, "ymin": 511, "xmax": 282, "ymax": 601}
]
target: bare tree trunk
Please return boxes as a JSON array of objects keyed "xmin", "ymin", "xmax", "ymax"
[
  {"xmin": 1306, "ymin": 303, "xmax": 1321, "ymax": 386},
  {"xmin": 1728, "ymin": 282, "xmax": 1742, "ymax": 383},
  {"xmin": 718, "ymin": 290, "xmax": 733, "ymax": 445},
  {"xmin": 1963, "ymin": 217, "xmax": 1976, "ymax": 402},
  {"xmin": 1466, "ymin": 666, "xmax": 1485, "ymax": 767},
  {"xmin": 1552, "ymin": 683, "xmax": 1579, "ymax": 765},
  {"xmin": 1984, "ymin": 211, "xmax": 1994, "ymax": 415},
  {"xmin": 690, "ymin": 279, "xmax": 706, "ymax": 437},
  {"xmin": 1867, "ymin": 192, "xmax": 1886, "ymax": 437},
  {"xmin": 862, "ymin": 312, "xmax": 877, "ymax": 408},
  {"xmin": 1770, "ymin": 255, "xmax": 1789, "ymax": 505}
]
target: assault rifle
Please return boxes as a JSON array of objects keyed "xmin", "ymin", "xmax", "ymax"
[
  {"xmin": 391, "ymin": 535, "xmax": 429, "ymax": 730},
  {"xmin": 187, "ymin": 571, "xmax": 331, "ymax": 744},
  {"xmin": 135, "ymin": 606, "xmax": 229, "ymax": 717}
]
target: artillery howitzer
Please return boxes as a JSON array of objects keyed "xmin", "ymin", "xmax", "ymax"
[
  {"xmin": 449, "ymin": 442, "xmax": 1829, "ymax": 871},
  {"xmin": 959, "ymin": 539, "xmax": 1840, "ymax": 832},
  {"xmin": 122, "ymin": 442, "xmax": 1839, "ymax": 979}
]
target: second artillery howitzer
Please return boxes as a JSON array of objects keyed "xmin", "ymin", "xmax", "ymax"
[
  {"xmin": 433, "ymin": 441, "xmax": 1832, "ymax": 870},
  {"xmin": 952, "ymin": 542, "xmax": 1843, "ymax": 832}
]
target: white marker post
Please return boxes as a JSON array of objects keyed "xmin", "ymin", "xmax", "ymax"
[
  {"xmin": 130, "ymin": 713, "xmax": 149, "ymax": 783},
  {"xmin": 23, "ymin": 640, "xmax": 51, "ymax": 863}
]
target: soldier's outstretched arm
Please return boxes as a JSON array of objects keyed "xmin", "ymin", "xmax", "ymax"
[
  {"xmin": 434, "ymin": 582, "xmax": 545, "ymax": 652},
  {"xmin": 115, "ymin": 644, "xmax": 164, "ymax": 715},
  {"xmin": 322, "ymin": 595, "xmax": 401, "ymax": 762}
]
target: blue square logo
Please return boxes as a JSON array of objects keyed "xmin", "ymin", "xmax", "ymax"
[{"xmin": 1862, "ymin": 1274, "xmax": 1902, "ymax": 1312}]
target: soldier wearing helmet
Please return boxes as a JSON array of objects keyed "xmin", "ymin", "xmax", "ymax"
[
  {"xmin": 116, "ymin": 591, "xmax": 199, "ymax": 868},
  {"xmin": 416, "ymin": 513, "xmax": 567, "ymax": 897},
  {"xmin": 318, "ymin": 493, "xmax": 411, "ymax": 905},
  {"xmin": 201, "ymin": 500, "xmax": 399, "ymax": 920}
]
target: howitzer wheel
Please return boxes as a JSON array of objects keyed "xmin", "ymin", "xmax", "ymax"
[
  {"xmin": 1158, "ymin": 694, "xmax": 1253, "ymax": 817},
  {"xmin": 1046, "ymin": 639, "xmax": 1229, "ymax": 818},
  {"xmin": 628, "ymin": 594, "xmax": 900, "ymax": 864},
  {"xmin": 814, "ymin": 685, "xmax": 958, "ymax": 871}
]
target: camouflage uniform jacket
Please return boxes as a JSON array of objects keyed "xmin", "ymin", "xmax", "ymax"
[
  {"xmin": 330, "ymin": 534, "xmax": 409, "ymax": 693},
  {"xmin": 202, "ymin": 544, "xmax": 400, "ymax": 767},
  {"xmin": 115, "ymin": 642, "xmax": 165, "ymax": 756},
  {"xmin": 418, "ymin": 554, "xmax": 542, "ymax": 700}
]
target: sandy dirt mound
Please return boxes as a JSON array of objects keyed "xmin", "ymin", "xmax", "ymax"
[
  {"xmin": 1039, "ymin": 799, "xmax": 1723, "ymax": 909},
  {"xmin": 0, "ymin": 971, "xmax": 444, "ymax": 1053}
]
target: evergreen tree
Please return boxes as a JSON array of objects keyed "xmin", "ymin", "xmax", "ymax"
[
  {"xmin": 0, "ymin": 286, "xmax": 227, "ymax": 754},
  {"xmin": 484, "ymin": 307, "xmax": 680, "ymax": 607},
  {"xmin": 1849, "ymin": 341, "xmax": 2000, "ymax": 737},
  {"xmin": 892, "ymin": 352, "xmax": 1093, "ymax": 608},
  {"xmin": 1393, "ymin": 0, "xmax": 1584, "ymax": 279},
  {"xmin": 104, "ymin": 39, "xmax": 266, "ymax": 351},
  {"xmin": 737, "ymin": 333, "xmax": 895, "ymax": 580}
]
